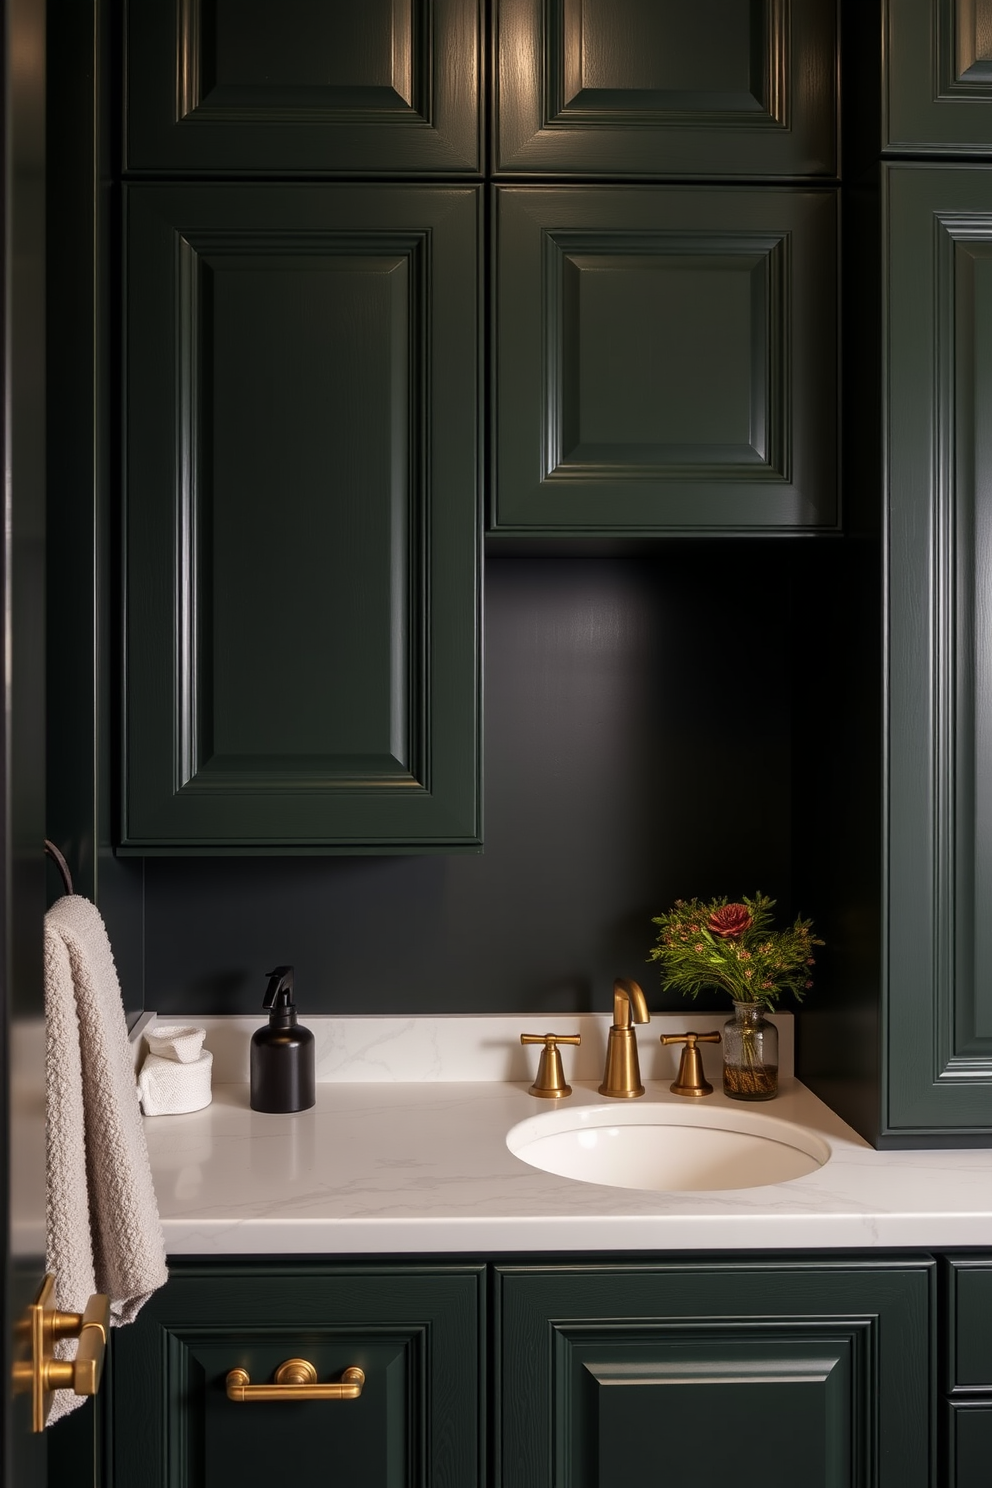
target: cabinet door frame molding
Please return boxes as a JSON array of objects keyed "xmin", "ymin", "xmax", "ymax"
[{"xmin": 123, "ymin": 184, "xmax": 482, "ymax": 853}]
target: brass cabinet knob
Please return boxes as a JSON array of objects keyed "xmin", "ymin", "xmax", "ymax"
[
  {"xmin": 520, "ymin": 1033, "xmax": 581, "ymax": 1097},
  {"xmin": 226, "ymin": 1360, "xmax": 365, "ymax": 1402},
  {"xmin": 12, "ymin": 1274, "xmax": 110, "ymax": 1431},
  {"xmin": 660, "ymin": 1031, "xmax": 722, "ymax": 1097}
]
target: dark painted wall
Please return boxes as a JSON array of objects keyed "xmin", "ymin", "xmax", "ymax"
[{"xmin": 144, "ymin": 548, "xmax": 809, "ymax": 1016}]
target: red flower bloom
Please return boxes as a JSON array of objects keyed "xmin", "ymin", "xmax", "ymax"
[{"xmin": 707, "ymin": 903, "xmax": 753, "ymax": 940}]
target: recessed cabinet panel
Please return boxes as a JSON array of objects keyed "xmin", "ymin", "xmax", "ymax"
[
  {"xmin": 125, "ymin": 0, "xmax": 482, "ymax": 173},
  {"xmin": 885, "ymin": 0, "xmax": 992, "ymax": 154},
  {"xmin": 124, "ymin": 185, "xmax": 481, "ymax": 852},
  {"xmin": 494, "ymin": 187, "xmax": 837, "ymax": 532},
  {"xmin": 885, "ymin": 166, "xmax": 992, "ymax": 1133},
  {"xmin": 495, "ymin": 0, "xmax": 837, "ymax": 176},
  {"xmin": 111, "ymin": 1265, "xmax": 484, "ymax": 1488},
  {"xmin": 497, "ymin": 1261, "xmax": 932, "ymax": 1488}
]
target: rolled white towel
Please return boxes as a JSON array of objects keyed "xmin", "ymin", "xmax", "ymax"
[
  {"xmin": 138, "ymin": 1047, "xmax": 213, "ymax": 1116},
  {"xmin": 145, "ymin": 1024, "xmax": 206, "ymax": 1064}
]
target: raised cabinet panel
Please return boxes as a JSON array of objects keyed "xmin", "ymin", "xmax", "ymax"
[
  {"xmin": 885, "ymin": 0, "xmax": 992, "ymax": 154},
  {"xmin": 123, "ymin": 185, "xmax": 481, "ymax": 853},
  {"xmin": 110, "ymin": 1264, "xmax": 485, "ymax": 1488},
  {"xmin": 494, "ymin": 186, "xmax": 837, "ymax": 533},
  {"xmin": 885, "ymin": 166, "xmax": 992, "ymax": 1133},
  {"xmin": 497, "ymin": 1261, "xmax": 933, "ymax": 1488},
  {"xmin": 125, "ymin": 0, "xmax": 482, "ymax": 174},
  {"xmin": 559, "ymin": 1335, "xmax": 855, "ymax": 1488},
  {"xmin": 495, "ymin": 0, "xmax": 837, "ymax": 176}
]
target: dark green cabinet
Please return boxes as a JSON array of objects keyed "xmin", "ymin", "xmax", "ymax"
[
  {"xmin": 92, "ymin": 1250, "xmax": 992, "ymax": 1487},
  {"xmin": 494, "ymin": 0, "xmax": 837, "ymax": 177},
  {"xmin": 494, "ymin": 186, "xmax": 838, "ymax": 533},
  {"xmin": 884, "ymin": 165, "xmax": 992, "ymax": 1135},
  {"xmin": 109, "ymin": 1263, "xmax": 485, "ymax": 1488},
  {"xmin": 944, "ymin": 1256, "xmax": 992, "ymax": 1485},
  {"xmin": 116, "ymin": 7, "xmax": 844, "ymax": 856},
  {"xmin": 125, "ymin": 0, "xmax": 839, "ymax": 180},
  {"xmin": 496, "ymin": 1258, "xmax": 933, "ymax": 1488},
  {"xmin": 947, "ymin": 1403, "xmax": 992, "ymax": 1487},
  {"xmin": 124, "ymin": 0, "xmax": 483, "ymax": 175},
  {"xmin": 945, "ymin": 1257, "xmax": 992, "ymax": 1391},
  {"xmin": 104, "ymin": 1254, "xmax": 937, "ymax": 1488},
  {"xmin": 884, "ymin": 0, "xmax": 992, "ymax": 156},
  {"xmin": 123, "ymin": 184, "xmax": 481, "ymax": 853}
]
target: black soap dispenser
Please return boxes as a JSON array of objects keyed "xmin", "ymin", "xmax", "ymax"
[{"xmin": 250, "ymin": 965, "xmax": 315, "ymax": 1113}]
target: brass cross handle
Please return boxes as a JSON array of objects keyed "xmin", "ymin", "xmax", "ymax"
[
  {"xmin": 12, "ymin": 1274, "xmax": 110, "ymax": 1431},
  {"xmin": 660, "ymin": 1031, "xmax": 721, "ymax": 1097},
  {"xmin": 226, "ymin": 1360, "xmax": 365, "ymax": 1402},
  {"xmin": 521, "ymin": 1033, "xmax": 581, "ymax": 1097}
]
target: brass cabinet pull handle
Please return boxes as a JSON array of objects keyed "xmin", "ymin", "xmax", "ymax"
[
  {"xmin": 226, "ymin": 1359, "xmax": 365, "ymax": 1402},
  {"xmin": 12, "ymin": 1275, "xmax": 111, "ymax": 1431}
]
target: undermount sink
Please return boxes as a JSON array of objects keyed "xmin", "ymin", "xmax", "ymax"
[{"xmin": 506, "ymin": 1102, "xmax": 831, "ymax": 1193}]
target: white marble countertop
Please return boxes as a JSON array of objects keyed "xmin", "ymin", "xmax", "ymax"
[{"xmin": 144, "ymin": 1076, "xmax": 992, "ymax": 1256}]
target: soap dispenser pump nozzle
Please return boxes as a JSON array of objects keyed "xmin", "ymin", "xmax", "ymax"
[{"xmin": 262, "ymin": 965, "xmax": 297, "ymax": 1025}]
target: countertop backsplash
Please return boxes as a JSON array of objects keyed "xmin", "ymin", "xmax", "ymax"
[{"xmin": 133, "ymin": 1010, "xmax": 794, "ymax": 1085}]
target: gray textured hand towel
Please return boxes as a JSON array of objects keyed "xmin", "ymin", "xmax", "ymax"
[{"xmin": 44, "ymin": 895, "xmax": 168, "ymax": 1421}]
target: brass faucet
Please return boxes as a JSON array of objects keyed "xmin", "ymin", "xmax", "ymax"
[{"xmin": 598, "ymin": 977, "xmax": 650, "ymax": 1098}]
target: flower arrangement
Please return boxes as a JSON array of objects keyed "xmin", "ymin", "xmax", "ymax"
[{"xmin": 648, "ymin": 891, "xmax": 822, "ymax": 1011}]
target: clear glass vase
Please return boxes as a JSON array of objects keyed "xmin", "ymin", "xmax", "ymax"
[{"xmin": 722, "ymin": 1002, "xmax": 778, "ymax": 1101}]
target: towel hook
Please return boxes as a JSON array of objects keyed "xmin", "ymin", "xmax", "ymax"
[{"xmin": 44, "ymin": 840, "xmax": 74, "ymax": 896}]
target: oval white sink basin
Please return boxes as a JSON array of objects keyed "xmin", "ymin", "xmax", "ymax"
[{"xmin": 506, "ymin": 1102, "xmax": 831, "ymax": 1193}]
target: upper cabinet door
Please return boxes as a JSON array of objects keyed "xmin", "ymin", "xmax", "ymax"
[
  {"xmin": 124, "ymin": 0, "xmax": 483, "ymax": 175},
  {"xmin": 885, "ymin": 165, "xmax": 992, "ymax": 1135},
  {"xmin": 123, "ymin": 184, "xmax": 481, "ymax": 854},
  {"xmin": 885, "ymin": 0, "xmax": 992, "ymax": 155},
  {"xmin": 494, "ymin": 185, "xmax": 838, "ymax": 533},
  {"xmin": 494, "ymin": 0, "xmax": 837, "ymax": 177}
]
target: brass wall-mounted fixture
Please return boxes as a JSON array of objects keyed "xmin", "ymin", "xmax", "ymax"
[
  {"xmin": 520, "ymin": 1032, "xmax": 581, "ymax": 1097},
  {"xmin": 660, "ymin": 1031, "xmax": 722, "ymax": 1096},
  {"xmin": 12, "ymin": 1274, "xmax": 110, "ymax": 1431},
  {"xmin": 226, "ymin": 1360, "xmax": 365, "ymax": 1402},
  {"xmin": 599, "ymin": 977, "xmax": 650, "ymax": 1098}
]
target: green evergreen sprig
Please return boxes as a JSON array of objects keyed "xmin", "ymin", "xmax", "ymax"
[{"xmin": 648, "ymin": 891, "xmax": 823, "ymax": 1011}]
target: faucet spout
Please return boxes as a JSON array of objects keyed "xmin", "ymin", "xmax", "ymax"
[
  {"xmin": 599, "ymin": 977, "xmax": 650, "ymax": 1098},
  {"xmin": 612, "ymin": 977, "xmax": 649, "ymax": 1029}
]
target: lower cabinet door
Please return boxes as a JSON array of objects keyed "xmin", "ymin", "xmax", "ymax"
[
  {"xmin": 945, "ymin": 1256, "xmax": 992, "ymax": 1392},
  {"xmin": 948, "ymin": 1402, "xmax": 992, "ymax": 1488},
  {"xmin": 110, "ymin": 1263, "xmax": 484, "ymax": 1488},
  {"xmin": 496, "ymin": 1259, "xmax": 934, "ymax": 1488}
]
